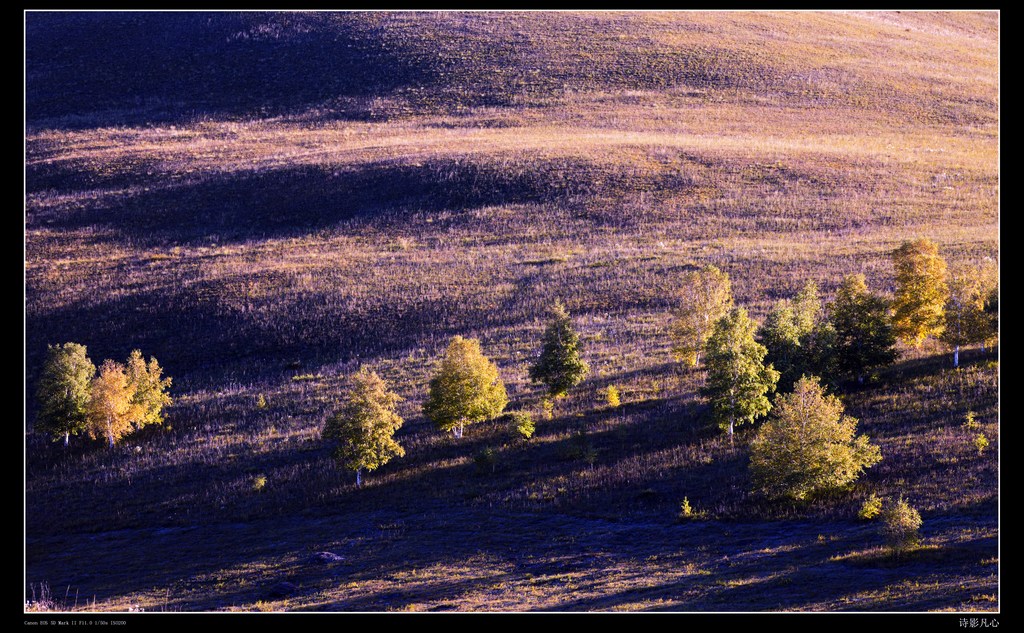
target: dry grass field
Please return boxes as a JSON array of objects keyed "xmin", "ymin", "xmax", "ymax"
[{"xmin": 24, "ymin": 11, "xmax": 998, "ymax": 613}]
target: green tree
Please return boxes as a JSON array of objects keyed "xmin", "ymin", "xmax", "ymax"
[
  {"xmin": 979, "ymin": 258, "xmax": 998, "ymax": 351},
  {"xmin": 830, "ymin": 274, "xmax": 898, "ymax": 384},
  {"xmin": 125, "ymin": 349, "xmax": 173, "ymax": 431},
  {"xmin": 758, "ymin": 281, "xmax": 828, "ymax": 389},
  {"xmin": 35, "ymin": 343, "xmax": 96, "ymax": 447},
  {"xmin": 702, "ymin": 307, "xmax": 780, "ymax": 440},
  {"xmin": 939, "ymin": 267, "xmax": 991, "ymax": 368},
  {"xmin": 892, "ymin": 238, "xmax": 948, "ymax": 347},
  {"xmin": 750, "ymin": 375, "xmax": 882, "ymax": 500},
  {"xmin": 984, "ymin": 284, "xmax": 998, "ymax": 348},
  {"xmin": 529, "ymin": 300, "xmax": 589, "ymax": 397},
  {"xmin": 670, "ymin": 264, "xmax": 733, "ymax": 367},
  {"xmin": 423, "ymin": 336, "xmax": 508, "ymax": 438},
  {"xmin": 322, "ymin": 368, "xmax": 405, "ymax": 487},
  {"xmin": 86, "ymin": 360, "xmax": 134, "ymax": 448}
]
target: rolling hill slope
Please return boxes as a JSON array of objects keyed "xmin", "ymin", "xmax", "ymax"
[{"xmin": 24, "ymin": 11, "xmax": 998, "ymax": 613}]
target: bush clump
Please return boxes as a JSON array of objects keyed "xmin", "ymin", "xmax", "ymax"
[{"xmin": 881, "ymin": 497, "xmax": 923, "ymax": 554}]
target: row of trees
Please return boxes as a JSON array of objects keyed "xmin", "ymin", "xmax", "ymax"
[
  {"xmin": 674, "ymin": 239, "xmax": 996, "ymax": 399},
  {"xmin": 321, "ymin": 238, "xmax": 995, "ymax": 494},
  {"xmin": 35, "ymin": 344, "xmax": 172, "ymax": 448},
  {"xmin": 323, "ymin": 300, "xmax": 590, "ymax": 485},
  {"xmin": 35, "ymin": 238, "xmax": 993, "ymax": 501}
]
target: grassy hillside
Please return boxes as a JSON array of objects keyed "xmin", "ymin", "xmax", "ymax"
[{"xmin": 24, "ymin": 10, "xmax": 998, "ymax": 613}]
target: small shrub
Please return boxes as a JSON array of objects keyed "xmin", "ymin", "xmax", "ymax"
[
  {"xmin": 679, "ymin": 497, "xmax": 694, "ymax": 518},
  {"xmin": 252, "ymin": 474, "xmax": 267, "ymax": 492},
  {"xmin": 858, "ymin": 493, "xmax": 883, "ymax": 520},
  {"xmin": 605, "ymin": 385, "xmax": 621, "ymax": 408},
  {"xmin": 963, "ymin": 410, "xmax": 979, "ymax": 430},
  {"xmin": 508, "ymin": 411, "xmax": 534, "ymax": 440},
  {"xmin": 678, "ymin": 496, "xmax": 705, "ymax": 520},
  {"xmin": 974, "ymin": 433, "xmax": 989, "ymax": 455},
  {"xmin": 881, "ymin": 497, "xmax": 922, "ymax": 554},
  {"xmin": 474, "ymin": 447, "xmax": 497, "ymax": 474},
  {"xmin": 256, "ymin": 393, "xmax": 268, "ymax": 410},
  {"xmin": 562, "ymin": 430, "xmax": 597, "ymax": 465},
  {"xmin": 541, "ymin": 397, "xmax": 554, "ymax": 421}
]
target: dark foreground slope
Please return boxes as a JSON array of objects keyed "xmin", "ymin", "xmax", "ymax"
[{"xmin": 25, "ymin": 11, "xmax": 998, "ymax": 612}]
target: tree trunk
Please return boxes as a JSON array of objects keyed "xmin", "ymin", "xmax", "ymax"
[
  {"xmin": 453, "ymin": 422, "xmax": 464, "ymax": 439},
  {"xmin": 63, "ymin": 432, "xmax": 69, "ymax": 448},
  {"xmin": 953, "ymin": 345, "xmax": 960, "ymax": 368},
  {"xmin": 728, "ymin": 419, "xmax": 734, "ymax": 446},
  {"xmin": 355, "ymin": 468, "xmax": 363, "ymax": 488}
]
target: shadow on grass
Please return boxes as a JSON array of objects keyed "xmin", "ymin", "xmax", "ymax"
[
  {"xmin": 27, "ymin": 153, "xmax": 694, "ymax": 246},
  {"xmin": 26, "ymin": 12, "xmax": 433, "ymax": 127}
]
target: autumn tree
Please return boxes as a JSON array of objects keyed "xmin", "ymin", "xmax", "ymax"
[
  {"xmin": 750, "ymin": 375, "xmax": 882, "ymax": 500},
  {"xmin": 86, "ymin": 360, "xmax": 134, "ymax": 448},
  {"xmin": 892, "ymin": 238, "xmax": 948, "ymax": 346},
  {"xmin": 670, "ymin": 264, "xmax": 733, "ymax": 367},
  {"xmin": 939, "ymin": 267, "xmax": 991, "ymax": 368},
  {"xmin": 984, "ymin": 285, "xmax": 998, "ymax": 348},
  {"xmin": 980, "ymin": 259, "xmax": 998, "ymax": 350},
  {"xmin": 35, "ymin": 342, "xmax": 96, "ymax": 447},
  {"xmin": 529, "ymin": 299, "xmax": 589, "ymax": 397},
  {"xmin": 830, "ymin": 274, "xmax": 898, "ymax": 384},
  {"xmin": 321, "ymin": 368, "xmax": 405, "ymax": 487},
  {"xmin": 423, "ymin": 336, "xmax": 508, "ymax": 438},
  {"xmin": 702, "ymin": 307, "xmax": 780, "ymax": 441},
  {"xmin": 125, "ymin": 349, "xmax": 173, "ymax": 431}
]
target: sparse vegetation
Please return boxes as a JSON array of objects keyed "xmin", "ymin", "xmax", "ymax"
[
  {"xmin": 858, "ymin": 493, "xmax": 883, "ymax": 520},
  {"xmin": 507, "ymin": 410, "xmax": 535, "ymax": 440},
  {"xmin": 604, "ymin": 385, "xmax": 621, "ymax": 408}
]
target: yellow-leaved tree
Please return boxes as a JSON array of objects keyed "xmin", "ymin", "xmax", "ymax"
[
  {"xmin": 322, "ymin": 367, "xmax": 405, "ymax": 488},
  {"xmin": 423, "ymin": 336, "xmax": 507, "ymax": 439},
  {"xmin": 670, "ymin": 264, "xmax": 733, "ymax": 368},
  {"xmin": 939, "ymin": 265, "xmax": 993, "ymax": 368},
  {"xmin": 750, "ymin": 375, "xmax": 882, "ymax": 500},
  {"xmin": 892, "ymin": 238, "xmax": 948, "ymax": 347},
  {"xmin": 125, "ymin": 349, "xmax": 173, "ymax": 432},
  {"xmin": 86, "ymin": 360, "xmax": 134, "ymax": 448}
]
